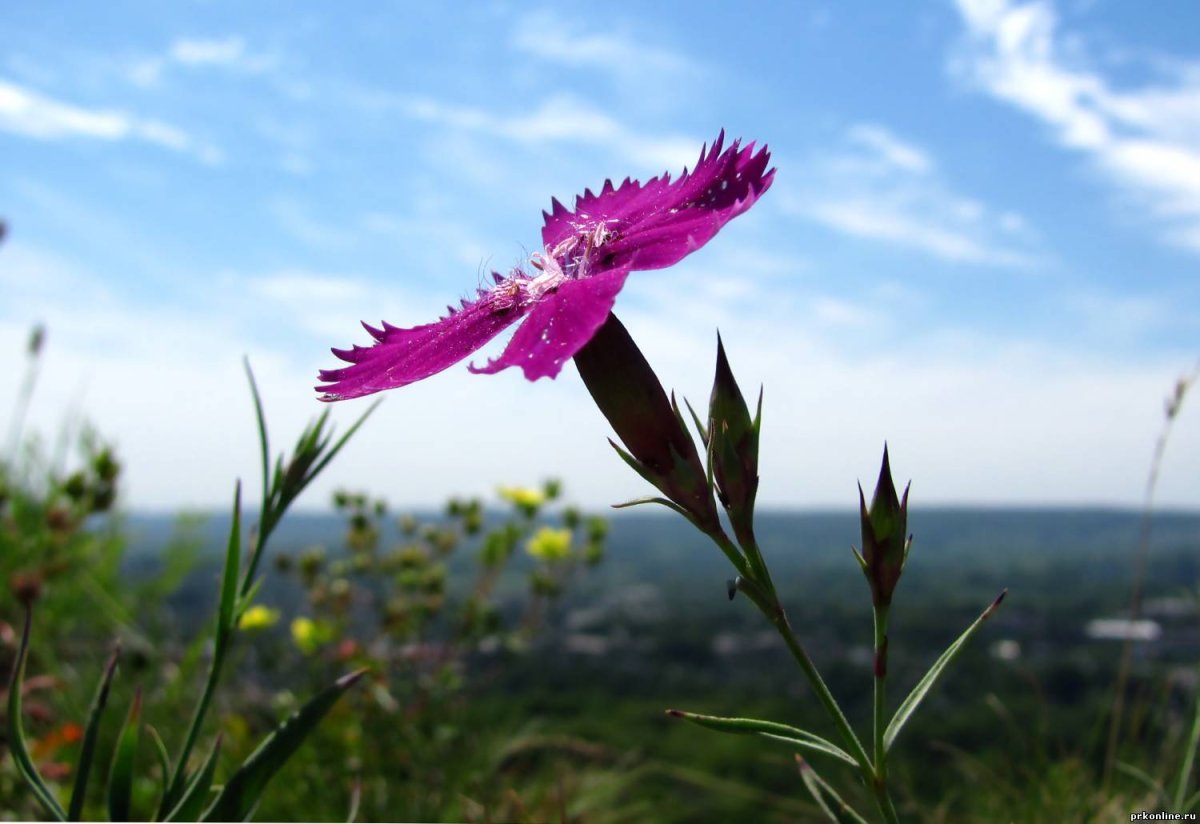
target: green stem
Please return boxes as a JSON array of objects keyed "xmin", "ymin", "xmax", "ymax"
[
  {"xmin": 873, "ymin": 605, "xmax": 895, "ymax": 823},
  {"xmin": 770, "ymin": 609, "xmax": 873, "ymax": 775},
  {"xmin": 726, "ymin": 528, "xmax": 900, "ymax": 824},
  {"xmin": 162, "ymin": 628, "xmax": 229, "ymax": 810},
  {"xmin": 723, "ymin": 531, "xmax": 870, "ymax": 772}
]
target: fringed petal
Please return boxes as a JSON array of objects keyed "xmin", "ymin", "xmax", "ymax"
[
  {"xmin": 316, "ymin": 293, "xmax": 530, "ymax": 401},
  {"xmin": 540, "ymin": 131, "xmax": 774, "ymax": 272},
  {"xmin": 467, "ymin": 266, "xmax": 631, "ymax": 382}
]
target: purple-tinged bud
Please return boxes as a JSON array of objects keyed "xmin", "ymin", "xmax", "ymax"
[
  {"xmin": 574, "ymin": 313, "xmax": 720, "ymax": 534},
  {"xmin": 853, "ymin": 445, "xmax": 911, "ymax": 608},
  {"xmin": 708, "ymin": 334, "xmax": 761, "ymax": 548}
]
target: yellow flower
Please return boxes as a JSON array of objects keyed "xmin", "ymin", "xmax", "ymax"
[
  {"xmin": 291, "ymin": 616, "xmax": 330, "ymax": 655},
  {"xmin": 526, "ymin": 526, "xmax": 572, "ymax": 561},
  {"xmin": 498, "ymin": 485, "xmax": 546, "ymax": 510},
  {"xmin": 238, "ymin": 605, "xmax": 280, "ymax": 631}
]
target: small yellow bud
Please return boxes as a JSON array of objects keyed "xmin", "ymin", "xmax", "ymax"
[
  {"xmin": 526, "ymin": 526, "xmax": 573, "ymax": 561},
  {"xmin": 238, "ymin": 605, "xmax": 280, "ymax": 631}
]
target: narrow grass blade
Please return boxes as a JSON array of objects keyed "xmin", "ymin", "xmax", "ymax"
[
  {"xmin": 884, "ymin": 590, "xmax": 1006, "ymax": 752},
  {"xmin": 166, "ymin": 734, "xmax": 222, "ymax": 822},
  {"xmin": 7, "ymin": 605, "xmax": 68, "ymax": 820},
  {"xmin": 243, "ymin": 359, "xmax": 271, "ymax": 517},
  {"xmin": 666, "ymin": 710, "xmax": 857, "ymax": 767},
  {"xmin": 217, "ymin": 481, "xmax": 243, "ymax": 639},
  {"xmin": 146, "ymin": 725, "xmax": 171, "ymax": 821},
  {"xmin": 346, "ymin": 777, "xmax": 362, "ymax": 824},
  {"xmin": 301, "ymin": 400, "xmax": 382, "ymax": 496},
  {"xmin": 1174, "ymin": 689, "xmax": 1200, "ymax": 809},
  {"xmin": 795, "ymin": 756, "xmax": 869, "ymax": 824},
  {"xmin": 1116, "ymin": 761, "xmax": 1169, "ymax": 807},
  {"xmin": 68, "ymin": 644, "xmax": 121, "ymax": 820},
  {"xmin": 107, "ymin": 688, "xmax": 142, "ymax": 822},
  {"xmin": 202, "ymin": 670, "xmax": 366, "ymax": 822}
]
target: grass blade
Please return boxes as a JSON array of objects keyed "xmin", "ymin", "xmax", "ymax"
[
  {"xmin": 107, "ymin": 688, "xmax": 142, "ymax": 822},
  {"xmin": 202, "ymin": 669, "xmax": 366, "ymax": 822},
  {"xmin": 217, "ymin": 481, "xmax": 243, "ymax": 639},
  {"xmin": 884, "ymin": 589, "xmax": 1006, "ymax": 752},
  {"xmin": 162, "ymin": 482, "xmax": 241, "ymax": 813},
  {"xmin": 795, "ymin": 756, "xmax": 869, "ymax": 824},
  {"xmin": 68, "ymin": 644, "xmax": 121, "ymax": 820},
  {"xmin": 7, "ymin": 604, "xmax": 67, "ymax": 820},
  {"xmin": 146, "ymin": 725, "xmax": 171, "ymax": 821},
  {"xmin": 166, "ymin": 734, "xmax": 222, "ymax": 822},
  {"xmin": 666, "ymin": 709, "xmax": 857, "ymax": 767}
]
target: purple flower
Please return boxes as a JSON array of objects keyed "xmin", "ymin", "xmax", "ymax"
[{"xmin": 317, "ymin": 131, "xmax": 774, "ymax": 401}]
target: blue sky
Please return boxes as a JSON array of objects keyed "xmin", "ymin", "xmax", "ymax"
[{"xmin": 2, "ymin": 0, "xmax": 1198, "ymax": 511}]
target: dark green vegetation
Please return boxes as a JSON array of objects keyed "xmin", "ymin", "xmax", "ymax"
[{"xmin": 25, "ymin": 505, "xmax": 1190, "ymax": 822}]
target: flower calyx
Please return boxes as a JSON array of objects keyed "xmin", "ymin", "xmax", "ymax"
[
  {"xmin": 853, "ymin": 445, "xmax": 911, "ymax": 608},
  {"xmin": 573, "ymin": 313, "xmax": 720, "ymax": 534}
]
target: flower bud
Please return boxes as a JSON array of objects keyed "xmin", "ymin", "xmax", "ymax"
[
  {"xmin": 574, "ymin": 313, "xmax": 719, "ymax": 533},
  {"xmin": 708, "ymin": 334, "xmax": 761, "ymax": 547},
  {"xmin": 853, "ymin": 446, "xmax": 911, "ymax": 607}
]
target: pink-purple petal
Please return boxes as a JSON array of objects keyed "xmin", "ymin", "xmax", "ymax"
[
  {"xmin": 316, "ymin": 296, "xmax": 529, "ymax": 401},
  {"xmin": 467, "ymin": 266, "xmax": 631, "ymax": 381},
  {"xmin": 540, "ymin": 132, "xmax": 773, "ymax": 274}
]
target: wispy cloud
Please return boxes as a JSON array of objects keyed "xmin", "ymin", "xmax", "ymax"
[
  {"xmin": 357, "ymin": 90, "xmax": 701, "ymax": 173},
  {"xmin": 126, "ymin": 35, "xmax": 278, "ymax": 89},
  {"xmin": 785, "ymin": 123, "xmax": 1039, "ymax": 266},
  {"xmin": 0, "ymin": 77, "xmax": 222, "ymax": 164},
  {"xmin": 511, "ymin": 9, "xmax": 696, "ymax": 78},
  {"xmin": 952, "ymin": 0, "xmax": 1200, "ymax": 254}
]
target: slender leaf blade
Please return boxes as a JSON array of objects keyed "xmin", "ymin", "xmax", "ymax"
[
  {"xmin": 202, "ymin": 670, "xmax": 365, "ymax": 822},
  {"xmin": 795, "ymin": 756, "xmax": 870, "ymax": 824},
  {"xmin": 68, "ymin": 645, "xmax": 121, "ymax": 821},
  {"xmin": 166, "ymin": 734, "xmax": 223, "ymax": 822},
  {"xmin": 884, "ymin": 589, "xmax": 1006, "ymax": 752},
  {"xmin": 666, "ymin": 710, "xmax": 857, "ymax": 767},
  {"xmin": 7, "ymin": 605, "xmax": 68, "ymax": 821},
  {"xmin": 107, "ymin": 689, "xmax": 142, "ymax": 822},
  {"xmin": 217, "ymin": 482, "xmax": 243, "ymax": 638},
  {"xmin": 146, "ymin": 725, "xmax": 171, "ymax": 821}
]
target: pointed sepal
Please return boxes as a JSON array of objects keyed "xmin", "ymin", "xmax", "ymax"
[
  {"xmin": 707, "ymin": 334, "xmax": 760, "ymax": 546},
  {"xmin": 857, "ymin": 445, "xmax": 911, "ymax": 607},
  {"xmin": 575, "ymin": 314, "xmax": 720, "ymax": 534}
]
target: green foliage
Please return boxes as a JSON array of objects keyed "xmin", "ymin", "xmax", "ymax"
[
  {"xmin": 3, "ymin": 346, "xmax": 369, "ymax": 821},
  {"xmin": 256, "ymin": 478, "xmax": 610, "ymax": 821}
]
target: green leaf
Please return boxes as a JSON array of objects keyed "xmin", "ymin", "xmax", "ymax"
[
  {"xmin": 145, "ymin": 725, "xmax": 171, "ymax": 821},
  {"xmin": 6, "ymin": 605, "xmax": 68, "ymax": 821},
  {"xmin": 217, "ymin": 481, "xmax": 243, "ymax": 639},
  {"xmin": 346, "ymin": 778, "xmax": 362, "ymax": 824},
  {"xmin": 1117, "ymin": 761, "xmax": 1169, "ymax": 808},
  {"xmin": 202, "ymin": 670, "xmax": 366, "ymax": 821},
  {"xmin": 884, "ymin": 589, "xmax": 1006, "ymax": 752},
  {"xmin": 795, "ymin": 756, "xmax": 870, "ymax": 824},
  {"xmin": 69, "ymin": 645, "xmax": 121, "ymax": 821},
  {"xmin": 666, "ymin": 710, "xmax": 857, "ymax": 767},
  {"xmin": 107, "ymin": 689, "xmax": 142, "ymax": 822},
  {"xmin": 166, "ymin": 734, "xmax": 223, "ymax": 822}
]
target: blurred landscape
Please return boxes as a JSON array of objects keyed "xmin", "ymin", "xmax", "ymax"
[{"xmin": 110, "ymin": 505, "xmax": 1200, "ymax": 820}]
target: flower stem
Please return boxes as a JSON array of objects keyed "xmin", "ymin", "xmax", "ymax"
[
  {"xmin": 873, "ymin": 605, "xmax": 896, "ymax": 823},
  {"xmin": 712, "ymin": 529, "xmax": 873, "ymax": 779}
]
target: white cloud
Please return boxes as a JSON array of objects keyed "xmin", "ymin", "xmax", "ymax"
[
  {"xmin": 351, "ymin": 88, "xmax": 702, "ymax": 174},
  {"xmin": 169, "ymin": 36, "xmax": 246, "ymax": 67},
  {"xmin": 0, "ymin": 78, "xmax": 221, "ymax": 164},
  {"xmin": 168, "ymin": 36, "xmax": 276, "ymax": 74},
  {"xmin": 511, "ymin": 10, "xmax": 695, "ymax": 78},
  {"xmin": 784, "ymin": 123, "xmax": 1039, "ymax": 266},
  {"xmin": 846, "ymin": 124, "xmax": 932, "ymax": 174},
  {"xmin": 952, "ymin": 0, "xmax": 1200, "ymax": 254}
]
